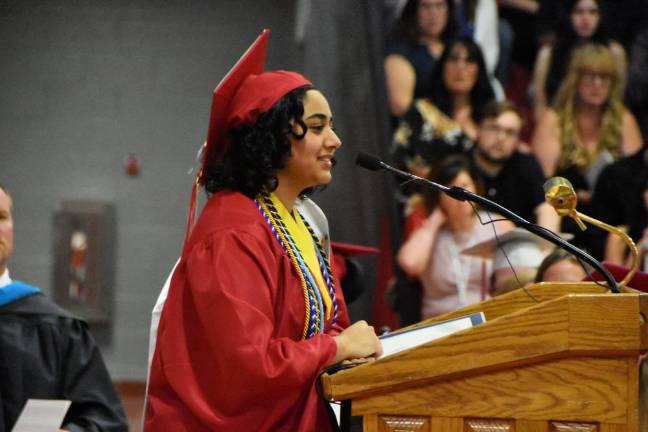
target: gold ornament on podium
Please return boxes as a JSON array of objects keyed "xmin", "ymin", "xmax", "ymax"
[{"xmin": 543, "ymin": 177, "xmax": 639, "ymax": 290}]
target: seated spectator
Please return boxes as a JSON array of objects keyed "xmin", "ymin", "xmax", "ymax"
[
  {"xmin": 470, "ymin": 100, "xmax": 559, "ymax": 231},
  {"xmin": 590, "ymin": 151, "xmax": 648, "ymax": 266},
  {"xmin": 536, "ymin": 0, "xmax": 648, "ymax": 50},
  {"xmin": 0, "ymin": 183, "xmax": 127, "ymax": 432},
  {"xmin": 534, "ymin": 248, "xmax": 590, "ymax": 282},
  {"xmin": 384, "ymin": 0, "xmax": 459, "ymax": 117},
  {"xmin": 397, "ymin": 155, "xmax": 513, "ymax": 319},
  {"xmin": 532, "ymin": 42, "xmax": 642, "ymax": 225},
  {"xmin": 453, "ymin": 0, "xmax": 508, "ymax": 94},
  {"xmin": 531, "ymin": 0, "xmax": 627, "ymax": 121},
  {"xmin": 533, "ymin": 43, "xmax": 641, "ymax": 184},
  {"xmin": 392, "ymin": 37, "xmax": 495, "ymax": 181}
]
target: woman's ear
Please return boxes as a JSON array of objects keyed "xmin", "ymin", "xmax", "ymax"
[{"xmin": 290, "ymin": 118, "xmax": 307, "ymax": 139}]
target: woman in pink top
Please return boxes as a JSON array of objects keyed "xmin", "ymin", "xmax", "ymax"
[{"xmin": 397, "ymin": 155, "xmax": 513, "ymax": 318}]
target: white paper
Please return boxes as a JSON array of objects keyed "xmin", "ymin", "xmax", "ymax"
[
  {"xmin": 329, "ymin": 402, "xmax": 341, "ymax": 426},
  {"xmin": 12, "ymin": 399, "xmax": 71, "ymax": 432},
  {"xmin": 379, "ymin": 313, "xmax": 485, "ymax": 359}
]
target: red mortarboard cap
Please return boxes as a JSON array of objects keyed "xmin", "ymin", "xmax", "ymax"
[
  {"xmin": 202, "ymin": 29, "xmax": 268, "ymax": 173},
  {"xmin": 587, "ymin": 261, "xmax": 648, "ymax": 293},
  {"xmin": 201, "ymin": 29, "xmax": 311, "ymax": 179},
  {"xmin": 183, "ymin": 29, "xmax": 311, "ymax": 252}
]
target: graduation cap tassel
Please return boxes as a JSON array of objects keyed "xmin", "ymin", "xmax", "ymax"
[{"xmin": 182, "ymin": 170, "xmax": 201, "ymax": 254}]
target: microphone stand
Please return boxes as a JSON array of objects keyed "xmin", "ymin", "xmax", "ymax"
[{"xmin": 359, "ymin": 155, "xmax": 620, "ymax": 293}]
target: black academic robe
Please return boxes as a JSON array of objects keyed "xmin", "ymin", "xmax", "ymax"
[{"xmin": 0, "ymin": 293, "xmax": 128, "ymax": 432}]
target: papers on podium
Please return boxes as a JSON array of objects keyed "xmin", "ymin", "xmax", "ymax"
[
  {"xmin": 379, "ymin": 312, "xmax": 485, "ymax": 359},
  {"xmin": 12, "ymin": 399, "xmax": 71, "ymax": 432}
]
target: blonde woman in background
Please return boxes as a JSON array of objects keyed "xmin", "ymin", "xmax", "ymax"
[
  {"xmin": 532, "ymin": 42, "xmax": 642, "ymax": 255},
  {"xmin": 533, "ymin": 43, "xmax": 641, "ymax": 200},
  {"xmin": 531, "ymin": 0, "xmax": 627, "ymax": 122}
]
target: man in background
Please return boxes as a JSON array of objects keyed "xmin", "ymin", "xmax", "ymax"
[
  {"xmin": 0, "ymin": 183, "xmax": 127, "ymax": 432},
  {"xmin": 469, "ymin": 100, "xmax": 559, "ymax": 231}
]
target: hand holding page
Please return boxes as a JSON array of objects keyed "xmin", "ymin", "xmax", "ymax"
[
  {"xmin": 379, "ymin": 312, "xmax": 485, "ymax": 359},
  {"xmin": 12, "ymin": 399, "xmax": 71, "ymax": 432}
]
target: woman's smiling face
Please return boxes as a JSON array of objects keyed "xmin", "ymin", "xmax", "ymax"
[{"xmin": 279, "ymin": 89, "xmax": 342, "ymax": 191}]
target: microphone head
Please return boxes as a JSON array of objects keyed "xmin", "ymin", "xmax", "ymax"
[
  {"xmin": 355, "ymin": 152, "xmax": 384, "ymax": 171},
  {"xmin": 543, "ymin": 177, "xmax": 577, "ymax": 217}
]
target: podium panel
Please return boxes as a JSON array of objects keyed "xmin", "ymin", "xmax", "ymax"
[
  {"xmin": 368, "ymin": 416, "xmax": 629, "ymax": 432},
  {"xmin": 322, "ymin": 285, "xmax": 648, "ymax": 432}
]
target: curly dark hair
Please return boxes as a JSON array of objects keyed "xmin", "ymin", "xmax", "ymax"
[
  {"xmin": 427, "ymin": 37, "xmax": 495, "ymax": 124},
  {"xmin": 545, "ymin": 0, "xmax": 611, "ymax": 104},
  {"xmin": 388, "ymin": 0, "xmax": 459, "ymax": 47},
  {"xmin": 202, "ymin": 85, "xmax": 313, "ymax": 197}
]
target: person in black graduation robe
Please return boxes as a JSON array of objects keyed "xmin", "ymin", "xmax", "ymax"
[{"xmin": 0, "ymin": 286, "xmax": 128, "ymax": 432}]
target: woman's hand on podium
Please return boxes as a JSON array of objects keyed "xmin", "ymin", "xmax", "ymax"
[{"xmin": 330, "ymin": 320, "xmax": 382, "ymax": 365}]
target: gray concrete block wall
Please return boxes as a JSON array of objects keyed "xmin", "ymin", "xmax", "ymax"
[{"xmin": 1, "ymin": 0, "xmax": 299, "ymax": 380}]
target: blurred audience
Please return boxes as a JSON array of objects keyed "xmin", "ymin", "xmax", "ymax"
[
  {"xmin": 384, "ymin": 0, "xmax": 459, "ymax": 117},
  {"xmin": 382, "ymin": 0, "xmax": 645, "ymax": 321},
  {"xmin": 531, "ymin": 0, "xmax": 627, "ymax": 121},
  {"xmin": 397, "ymin": 155, "xmax": 513, "ymax": 319},
  {"xmin": 392, "ymin": 37, "xmax": 495, "ymax": 181},
  {"xmin": 470, "ymin": 100, "xmax": 559, "ymax": 231}
]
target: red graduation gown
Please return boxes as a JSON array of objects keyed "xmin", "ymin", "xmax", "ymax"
[{"xmin": 145, "ymin": 191, "xmax": 350, "ymax": 431}]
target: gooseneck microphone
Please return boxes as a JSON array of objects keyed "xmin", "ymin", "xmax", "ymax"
[
  {"xmin": 355, "ymin": 152, "xmax": 387, "ymax": 172},
  {"xmin": 355, "ymin": 152, "xmax": 620, "ymax": 293}
]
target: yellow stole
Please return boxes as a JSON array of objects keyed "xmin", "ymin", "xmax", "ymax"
[{"xmin": 269, "ymin": 193, "xmax": 332, "ymax": 319}]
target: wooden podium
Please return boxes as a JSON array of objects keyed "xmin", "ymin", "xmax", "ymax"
[{"xmin": 321, "ymin": 283, "xmax": 648, "ymax": 432}]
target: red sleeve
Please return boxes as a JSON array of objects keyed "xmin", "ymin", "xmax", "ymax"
[{"xmin": 158, "ymin": 229, "xmax": 338, "ymax": 419}]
